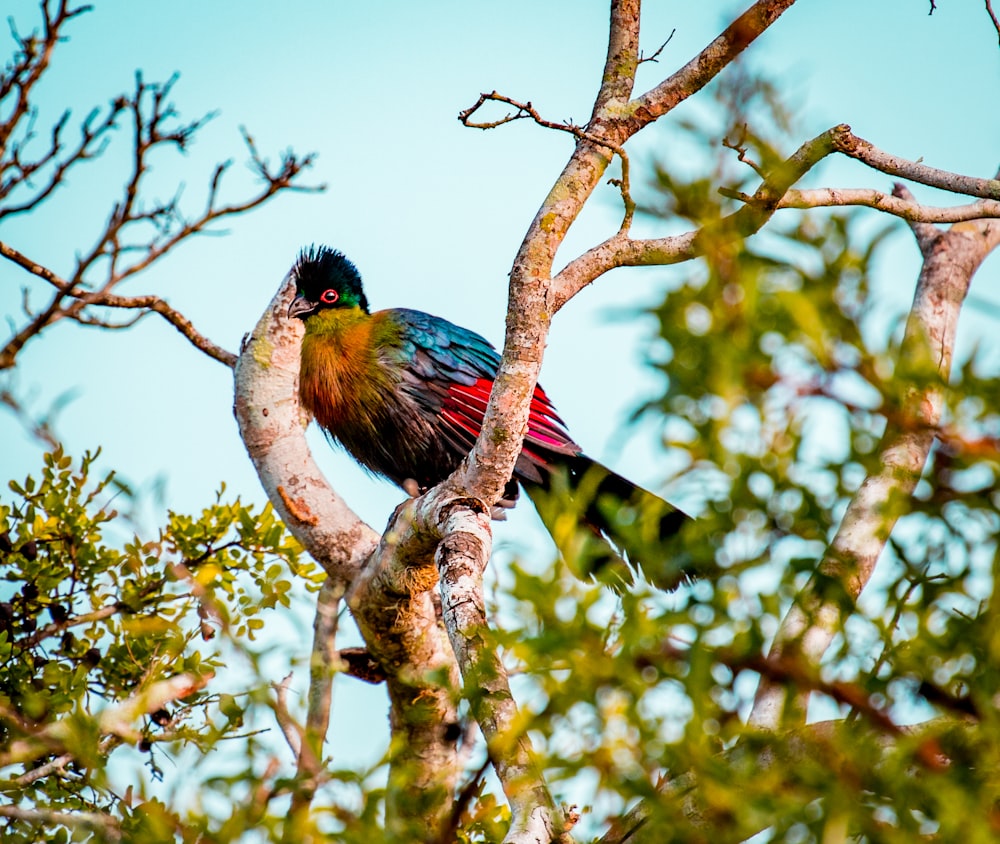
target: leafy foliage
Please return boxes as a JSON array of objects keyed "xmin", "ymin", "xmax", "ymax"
[
  {"xmin": 0, "ymin": 448, "xmax": 328, "ymax": 842},
  {"xmin": 2, "ymin": 5, "xmax": 999, "ymax": 843},
  {"xmin": 485, "ymin": 91, "xmax": 1000, "ymax": 840}
]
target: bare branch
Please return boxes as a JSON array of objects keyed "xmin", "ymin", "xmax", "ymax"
[
  {"xmin": 302, "ymin": 579, "xmax": 341, "ymax": 764},
  {"xmin": 592, "ymin": 0, "xmax": 642, "ymax": 113},
  {"xmin": 286, "ymin": 579, "xmax": 342, "ymax": 821},
  {"xmin": 0, "ymin": 285, "xmax": 71, "ymax": 369},
  {"xmin": 85, "ymin": 292, "xmax": 238, "ymax": 366},
  {"xmin": 621, "ymin": 0, "xmax": 799, "ymax": 136},
  {"xmin": 0, "ymin": 238, "xmax": 71, "ymax": 290},
  {"xmin": 985, "ymin": 0, "xmax": 1000, "ymax": 45},
  {"xmin": 552, "ymin": 124, "xmax": 1000, "ymax": 309},
  {"xmin": 0, "ymin": 240, "xmax": 238, "ymax": 368},
  {"xmin": 832, "ymin": 129, "xmax": 1000, "ymax": 200},
  {"xmin": 552, "ymin": 124, "xmax": 845, "ymax": 308},
  {"xmin": 71, "ymin": 87, "xmax": 322, "ymax": 291},
  {"xmin": 458, "ymin": 91, "xmax": 636, "ymax": 231},
  {"xmin": 272, "ymin": 673, "xmax": 304, "ymax": 758},
  {"xmin": 0, "ymin": 1, "xmax": 93, "ymax": 154},
  {"xmin": 727, "ymin": 185, "xmax": 1000, "ymax": 224},
  {"xmin": 722, "ymin": 124, "xmax": 768, "ymax": 178},
  {"xmin": 0, "ymin": 103, "xmax": 124, "ymax": 220},
  {"xmin": 0, "ymin": 52, "xmax": 321, "ymax": 371},
  {"xmin": 637, "ymin": 29, "xmax": 676, "ymax": 64}
]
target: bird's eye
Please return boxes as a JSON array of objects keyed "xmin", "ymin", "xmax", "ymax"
[{"xmin": 320, "ymin": 289, "xmax": 339, "ymax": 304}]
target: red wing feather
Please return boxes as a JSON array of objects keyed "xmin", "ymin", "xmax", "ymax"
[{"xmin": 440, "ymin": 378, "xmax": 578, "ymax": 458}]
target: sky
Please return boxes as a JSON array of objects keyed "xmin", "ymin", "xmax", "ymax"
[{"xmin": 2, "ymin": 0, "xmax": 999, "ymax": 812}]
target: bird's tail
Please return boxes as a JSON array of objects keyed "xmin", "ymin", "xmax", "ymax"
[{"xmin": 524, "ymin": 455, "xmax": 696, "ymax": 591}]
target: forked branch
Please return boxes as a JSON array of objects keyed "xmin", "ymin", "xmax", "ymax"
[{"xmin": 0, "ymin": 67, "xmax": 322, "ymax": 370}]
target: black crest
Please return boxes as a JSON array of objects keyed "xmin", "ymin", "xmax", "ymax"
[{"xmin": 293, "ymin": 246, "xmax": 369, "ymax": 313}]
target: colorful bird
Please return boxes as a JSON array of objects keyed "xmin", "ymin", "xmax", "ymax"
[{"xmin": 288, "ymin": 246, "xmax": 692, "ymax": 589}]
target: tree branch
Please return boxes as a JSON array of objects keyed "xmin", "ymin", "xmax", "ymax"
[
  {"xmin": 435, "ymin": 500, "xmax": 571, "ymax": 844},
  {"xmin": 894, "ymin": 183, "xmax": 940, "ymax": 256},
  {"xmin": 0, "ymin": 240, "xmax": 237, "ymax": 368},
  {"xmin": 987, "ymin": 0, "xmax": 1000, "ymax": 44},
  {"xmin": 286, "ymin": 578, "xmax": 342, "ymax": 823},
  {"xmin": 1, "ymin": 56, "xmax": 321, "ymax": 371},
  {"xmin": 272, "ymin": 673, "xmax": 304, "ymax": 759},
  {"xmin": 552, "ymin": 123, "xmax": 845, "ymax": 309},
  {"xmin": 234, "ymin": 281, "xmax": 464, "ymax": 840},
  {"xmin": 0, "ymin": 671, "xmax": 211, "ymax": 770},
  {"xmin": 0, "ymin": 804, "xmax": 120, "ymax": 843},
  {"xmin": 830, "ymin": 128, "xmax": 1000, "ymax": 200},
  {"xmin": 620, "ymin": 0, "xmax": 800, "ymax": 136},
  {"xmin": 724, "ymin": 186, "xmax": 1000, "ymax": 223},
  {"xmin": 552, "ymin": 124, "xmax": 1000, "ymax": 309},
  {"xmin": 0, "ymin": 103, "xmax": 124, "ymax": 220},
  {"xmin": 0, "ymin": 1, "xmax": 92, "ymax": 154},
  {"xmin": 750, "ymin": 213, "xmax": 1000, "ymax": 729}
]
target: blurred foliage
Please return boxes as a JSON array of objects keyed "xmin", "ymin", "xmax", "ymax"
[{"xmin": 483, "ymin": 72, "xmax": 1000, "ymax": 843}]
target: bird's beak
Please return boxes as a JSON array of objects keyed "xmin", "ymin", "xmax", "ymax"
[{"xmin": 288, "ymin": 294, "xmax": 315, "ymax": 320}]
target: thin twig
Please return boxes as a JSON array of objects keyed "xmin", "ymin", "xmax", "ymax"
[
  {"xmin": 458, "ymin": 91, "xmax": 636, "ymax": 230},
  {"xmin": 272, "ymin": 673, "xmax": 303, "ymax": 758},
  {"xmin": 638, "ymin": 29, "xmax": 676, "ymax": 64},
  {"xmin": 436, "ymin": 756, "xmax": 493, "ymax": 844},
  {"xmin": 722, "ymin": 124, "xmax": 767, "ymax": 178},
  {"xmin": 985, "ymin": 0, "xmax": 1000, "ymax": 44},
  {"xmin": 1, "ymin": 55, "xmax": 321, "ymax": 371}
]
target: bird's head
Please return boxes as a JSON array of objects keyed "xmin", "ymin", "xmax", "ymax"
[{"xmin": 288, "ymin": 245, "xmax": 370, "ymax": 320}]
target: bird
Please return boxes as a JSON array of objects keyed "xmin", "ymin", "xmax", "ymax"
[{"xmin": 288, "ymin": 245, "xmax": 694, "ymax": 589}]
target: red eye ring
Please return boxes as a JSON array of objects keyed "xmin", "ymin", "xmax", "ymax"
[{"xmin": 320, "ymin": 289, "xmax": 339, "ymax": 304}]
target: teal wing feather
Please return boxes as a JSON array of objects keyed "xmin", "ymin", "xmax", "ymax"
[{"xmin": 385, "ymin": 309, "xmax": 580, "ymax": 485}]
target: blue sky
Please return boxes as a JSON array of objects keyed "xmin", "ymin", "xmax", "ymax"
[
  {"xmin": 3, "ymin": 1, "xmax": 998, "ymax": 519},
  {"xmin": 2, "ymin": 0, "xmax": 998, "ymax": 797}
]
